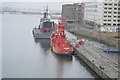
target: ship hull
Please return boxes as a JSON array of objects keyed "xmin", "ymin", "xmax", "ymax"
[
  {"xmin": 54, "ymin": 51, "xmax": 73, "ymax": 56},
  {"xmin": 32, "ymin": 28, "xmax": 54, "ymax": 39},
  {"xmin": 51, "ymin": 45, "xmax": 73, "ymax": 56}
]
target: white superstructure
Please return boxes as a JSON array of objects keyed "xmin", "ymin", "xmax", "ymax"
[{"xmin": 84, "ymin": 0, "xmax": 120, "ymax": 32}]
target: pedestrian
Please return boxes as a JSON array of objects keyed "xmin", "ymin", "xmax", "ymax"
[
  {"xmin": 92, "ymin": 59, "xmax": 94, "ymax": 62},
  {"xmin": 79, "ymin": 39, "xmax": 85, "ymax": 45}
]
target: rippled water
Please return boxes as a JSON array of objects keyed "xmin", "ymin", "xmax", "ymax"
[{"xmin": 2, "ymin": 14, "xmax": 97, "ymax": 78}]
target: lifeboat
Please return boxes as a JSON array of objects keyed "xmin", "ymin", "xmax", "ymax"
[{"xmin": 51, "ymin": 21, "xmax": 73, "ymax": 55}]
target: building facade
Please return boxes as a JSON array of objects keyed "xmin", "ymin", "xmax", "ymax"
[
  {"xmin": 84, "ymin": 0, "xmax": 120, "ymax": 32},
  {"xmin": 62, "ymin": 3, "xmax": 84, "ymax": 25},
  {"xmin": 62, "ymin": 4, "xmax": 74, "ymax": 24},
  {"xmin": 84, "ymin": 2, "xmax": 103, "ymax": 25}
]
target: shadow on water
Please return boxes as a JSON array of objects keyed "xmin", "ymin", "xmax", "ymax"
[
  {"xmin": 34, "ymin": 38, "xmax": 50, "ymax": 52},
  {"xmin": 51, "ymin": 51, "xmax": 73, "ymax": 62},
  {"xmin": 33, "ymin": 38, "xmax": 73, "ymax": 77},
  {"xmin": 34, "ymin": 38, "xmax": 73, "ymax": 60},
  {"xmin": 34, "ymin": 38, "xmax": 73, "ymax": 62},
  {"xmin": 52, "ymin": 51, "xmax": 73, "ymax": 77},
  {"xmin": 33, "ymin": 38, "xmax": 98, "ymax": 78}
]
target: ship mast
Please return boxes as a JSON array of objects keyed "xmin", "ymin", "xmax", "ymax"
[
  {"xmin": 46, "ymin": 5, "xmax": 48, "ymax": 15},
  {"xmin": 43, "ymin": 5, "xmax": 48, "ymax": 18}
]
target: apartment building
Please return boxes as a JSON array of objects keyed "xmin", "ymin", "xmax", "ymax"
[
  {"xmin": 84, "ymin": 2, "xmax": 103, "ymax": 25},
  {"xmin": 103, "ymin": 0, "xmax": 120, "ymax": 26},
  {"xmin": 84, "ymin": 0, "xmax": 120, "ymax": 32},
  {"xmin": 62, "ymin": 4, "xmax": 74, "ymax": 24},
  {"xmin": 62, "ymin": 3, "xmax": 84, "ymax": 25}
]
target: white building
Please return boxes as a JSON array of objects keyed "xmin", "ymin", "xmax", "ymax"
[
  {"xmin": 84, "ymin": 2, "xmax": 103, "ymax": 25},
  {"xmin": 84, "ymin": 0, "xmax": 120, "ymax": 32}
]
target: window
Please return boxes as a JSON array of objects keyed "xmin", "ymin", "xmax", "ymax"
[
  {"xmin": 114, "ymin": 12, "xmax": 117, "ymax": 14},
  {"xmin": 118, "ymin": 16, "xmax": 120, "ymax": 18},
  {"xmin": 108, "ymin": 24, "xmax": 111, "ymax": 25},
  {"xmin": 108, "ymin": 16, "xmax": 111, "ymax": 17},
  {"xmin": 118, "ymin": 8, "xmax": 120, "ymax": 10},
  {"xmin": 108, "ymin": 20, "xmax": 111, "ymax": 21},
  {"xmin": 114, "ymin": 8, "xmax": 117, "ymax": 10},
  {"xmin": 109, "ymin": 4, "xmax": 112, "ymax": 6},
  {"xmin": 113, "ymin": 24, "xmax": 116, "ymax": 26},
  {"xmin": 117, "ymin": 24, "xmax": 120, "ymax": 26},
  {"xmin": 104, "ymin": 20, "xmax": 107, "ymax": 21},
  {"xmin": 114, "ymin": 4, "xmax": 117, "ymax": 6},
  {"xmin": 105, "ymin": 3, "xmax": 107, "ymax": 5},
  {"xmin": 104, "ymin": 23, "xmax": 107, "ymax": 25},
  {"xmin": 113, "ymin": 20, "xmax": 116, "ymax": 21},
  {"xmin": 104, "ymin": 7, "xmax": 107, "ymax": 9},
  {"xmin": 104, "ymin": 16, "xmax": 107, "ymax": 17},
  {"xmin": 108, "ymin": 12, "xmax": 112, "ymax": 13},
  {"xmin": 118, "ymin": 20, "xmax": 120, "ymax": 22},
  {"xmin": 109, "ymin": 8, "xmax": 112, "ymax": 9},
  {"xmin": 104, "ymin": 11, "xmax": 107, "ymax": 13}
]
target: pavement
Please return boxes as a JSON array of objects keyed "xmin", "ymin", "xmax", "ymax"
[{"xmin": 65, "ymin": 30, "xmax": 119, "ymax": 78}]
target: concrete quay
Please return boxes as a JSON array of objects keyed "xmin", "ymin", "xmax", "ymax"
[{"xmin": 65, "ymin": 31, "xmax": 119, "ymax": 79}]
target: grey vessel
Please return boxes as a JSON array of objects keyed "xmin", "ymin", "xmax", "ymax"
[{"xmin": 32, "ymin": 6, "xmax": 55, "ymax": 39}]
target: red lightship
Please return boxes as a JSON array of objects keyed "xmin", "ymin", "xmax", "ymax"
[{"xmin": 50, "ymin": 17, "xmax": 73, "ymax": 56}]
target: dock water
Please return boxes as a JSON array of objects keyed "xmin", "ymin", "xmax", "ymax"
[{"xmin": 65, "ymin": 31, "xmax": 119, "ymax": 79}]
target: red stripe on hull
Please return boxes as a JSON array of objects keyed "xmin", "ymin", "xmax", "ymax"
[{"xmin": 42, "ymin": 28, "xmax": 51, "ymax": 32}]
